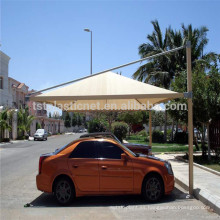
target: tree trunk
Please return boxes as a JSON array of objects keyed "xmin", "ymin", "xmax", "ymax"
[
  {"xmin": 201, "ymin": 123, "xmax": 207, "ymax": 158},
  {"xmin": 171, "ymin": 119, "xmax": 174, "ymax": 142},
  {"xmin": 176, "ymin": 121, "xmax": 178, "ymax": 133},
  {"xmin": 207, "ymin": 122, "xmax": 211, "ymax": 161},
  {"xmin": 164, "ymin": 110, "xmax": 167, "ymax": 142},
  {"xmin": 193, "ymin": 127, "xmax": 199, "ymax": 151},
  {"xmin": 108, "ymin": 117, "xmax": 111, "ymax": 132},
  {"xmin": 128, "ymin": 124, "xmax": 132, "ymax": 136}
]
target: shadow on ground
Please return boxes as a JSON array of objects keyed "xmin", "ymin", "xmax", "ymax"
[{"xmin": 29, "ymin": 187, "xmax": 190, "ymax": 208}]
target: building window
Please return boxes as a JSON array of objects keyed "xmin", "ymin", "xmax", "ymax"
[{"xmin": 0, "ymin": 77, "xmax": 3, "ymax": 89}]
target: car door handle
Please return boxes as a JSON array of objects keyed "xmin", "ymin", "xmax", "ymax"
[
  {"xmin": 72, "ymin": 165, "xmax": 78, "ymax": 168},
  {"xmin": 101, "ymin": 166, "xmax": 107, "ymax": 169}
]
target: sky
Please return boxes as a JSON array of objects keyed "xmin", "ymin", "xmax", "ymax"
[{"xmin": 1, "ymin": 0, "xmax": 220, "ymax": 92}]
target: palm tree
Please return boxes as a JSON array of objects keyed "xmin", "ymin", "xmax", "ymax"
[
  {"xmin": 0, "ymin": 109, "xmax": 11, "ymax": 141},
  {"xmin": 133, "ymin": 20, "xmax": 174, "ymax": 142},
  {"xmin": 17, "ymin": 107, "xmax": 35, "ymax": 138},
  {"xmin": 133, "ymin": 20, "xmax": 209, "ymax": 142},
  {"xmin": 133, "ymin": 20, "xmax": 173, "ymax": 88}
]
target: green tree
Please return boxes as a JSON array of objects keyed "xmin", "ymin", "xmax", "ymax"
[
  {"xmin": 88, "ymin": 118, "xmax": 108, "ymax": 133},
  {"xmin": 169, "ymin": 53, "xmax": 220, "ymax": 158},
  {"xmin": 117, "ymin": 111, "xmax": 146, "ymax": 136},
  {"xmin": 64, "ymin": 112, "xmax": 71, "ymax": 128},
  {"xmin": 36, "ymin": 122, "xmax": 41, "ymax": 130},
  {"xmin": 0, "ymin": 109, "xmax": 11, "ymax": 141},
  {"xmin": 167, "ymin": 24, "xmax": 209, "ymax": 71},
  {"xmin": 71, "ymin": 113, "xmax": 77, "ymax": 127},
  {"xmin": 132, "ymin": 20, "xmax": 173, "ymax": 142},
  {"xmin": 17, "ymin": 107, "xmax": 35, "ymax": 138},
  {"xmin": 112, "ymin": 122, "xmax": 129, "ymax": 142},
  {"xmin": 77, "ymin": 114, "xmax": 82, "ymax": 126},
  {"xmin": 133, "ymin": 20, "xmax": 172, "ymax": 87},
  {"xmin": 133, "ymin": 20, "xmax": 209, "ymax": 142}
]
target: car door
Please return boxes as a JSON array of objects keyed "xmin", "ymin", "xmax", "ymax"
[
  {"xmin": 97, "ymin": 141, "xmax": 134, "ymax": 192},
  {"xmin": 68, "ymin": 141, "xmax": 99, "ymax": 192}
]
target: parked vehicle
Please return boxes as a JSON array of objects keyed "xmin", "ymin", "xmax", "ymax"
[
  {"xmin": 36, "ymin": 137, "xmax": 174, "ymax": 205},
  {"xmin": 80, "ymin": 132, "xmax": 152, "ymax": 155},
  {"xmin": 34, "ymin": 129, "xmax": 48, "ymax": 141},
  {"xmin": 78, "ymin": 129, "xmax": 87, "ymax": 133}
]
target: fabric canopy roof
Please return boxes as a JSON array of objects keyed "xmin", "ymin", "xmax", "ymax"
[{"xmin": 30, "ymin": 71, "xmax": 183, "ymax": 111}]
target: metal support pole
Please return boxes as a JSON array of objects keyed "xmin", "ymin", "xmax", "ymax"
[
  {"xmin": 149, "ymin": 110, "xmax": 152, "ymax": 146},
  {"xmin": 90, "ymin": 31, "xmax": 92, "ymax": 75},
  {"xmin": 186, "ymin": 41, "xmax": 194, "ymax": 195}
]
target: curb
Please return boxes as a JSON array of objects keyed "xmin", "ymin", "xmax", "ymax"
[
  {"xmin": 176, "ymin": 156, "xmax": 220, "ymax": 177},
  {"xmin": 174, "ymin": 175, "xmax": 220, "ymax": 215},
  {"xmin": 172, "ymin": 157, "xmax": 220, "ymax": 215}
]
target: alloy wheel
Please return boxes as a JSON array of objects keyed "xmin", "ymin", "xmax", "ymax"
[
  {"xmin": 145, "ymin": 177, "xmax": 162, "ymax": 201},
  {"xmin": 55, "ymin": 180, "xmax": 72, "ymax": 204}
]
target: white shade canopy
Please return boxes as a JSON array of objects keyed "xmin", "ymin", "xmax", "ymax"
[{"xmin": 30, "ymin": 71, "xmax": 183, "ymax": 111}]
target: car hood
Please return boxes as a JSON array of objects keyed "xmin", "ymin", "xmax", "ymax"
[
  {"xmin": 137, "ymin": 154, "xmax": 166, "ymax": 163},
  {"xmin": 124, "ymin": 143, "xmax": 150, "ymax": 148}
]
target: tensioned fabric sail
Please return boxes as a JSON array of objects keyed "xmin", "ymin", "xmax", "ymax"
[{"xmin": 30, "ymin": 71, "xmax": 184, "ymax": 111}]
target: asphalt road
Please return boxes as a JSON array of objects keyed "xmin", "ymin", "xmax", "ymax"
[{"xmin": 0, "ymin": 134, "xmax": 219, "ymax": 220}]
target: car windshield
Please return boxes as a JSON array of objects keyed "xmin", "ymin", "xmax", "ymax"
[
  {"xmin": 36, "ymin": 129, "xmax": 44, "ymax": 134},
  {"xmin": 118, "ymin": 142, "xmax": 137, "ymax": 157},
  {"xmin": 108, "ymin": 134, "xmax": 137, "ymax": 157}
]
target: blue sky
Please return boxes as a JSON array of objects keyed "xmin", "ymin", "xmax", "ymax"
[{"xmin": 1, "ymin": 0, "xmax": 220, "ymax": 91}]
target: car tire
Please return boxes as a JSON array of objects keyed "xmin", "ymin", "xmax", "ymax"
[
  {"xmin": 54, "ymin": 177, "xmax": 75, "ymax": 206},
  {"xmin": 142, "ymin": 174, "xmax": 164, "ymax": 202},
  {"xmin": 45, "ymin": 137, "xmax": 47, "ymax": 140},
  {"xmin": 34, "ymin": 138, "xmax": 36, "ymax": 141}
]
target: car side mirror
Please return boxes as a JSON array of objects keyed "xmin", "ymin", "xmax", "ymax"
[{"xmin": 121, "ymin": 153, "xmax": 128, "ymax": 161}]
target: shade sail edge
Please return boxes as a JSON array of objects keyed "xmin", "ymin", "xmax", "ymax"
[{"xmin": 30, "ymin": 93, "xmax": 184, "ymax": 102}]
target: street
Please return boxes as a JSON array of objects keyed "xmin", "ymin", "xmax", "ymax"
[{"xmin": 0, "ymin": 134, "xmax": 219, "ymax": 220}]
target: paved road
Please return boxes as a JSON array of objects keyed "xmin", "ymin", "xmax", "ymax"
[{"xmin": 0, "ymin": 134, "xmax": 219, "ymax": 220}]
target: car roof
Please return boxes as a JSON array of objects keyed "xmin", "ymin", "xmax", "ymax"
[
  {"xmin": 36, "ymin": 129, "xmax": 45, "ymax": 132},
  {"xmin": 80, "ymin": 132, "xmax": 114, "ymax": 138}
]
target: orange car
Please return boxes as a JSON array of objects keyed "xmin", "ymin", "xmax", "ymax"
[{"xmin": 36, "ymin": 137, "xmax": 174, "ymax": 205}]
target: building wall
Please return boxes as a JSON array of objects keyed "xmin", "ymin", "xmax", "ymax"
[
  {"xmin": 0, "ymin": 51, "xmax": 65, "ymax": 140},
  {"xmin": 8, "ymin": 77, "xmax": 29, "ymax": 109},
  {"xmin": 0, "ymin": 51, "xmax": 12, "ymax": 107},
  {"xmin": 30, "ymin": 117, "xmax": 64, "ymax": 136},
  {"xmin": 0, "ymin": 51, "xmax": 29, "ymax": 109}
]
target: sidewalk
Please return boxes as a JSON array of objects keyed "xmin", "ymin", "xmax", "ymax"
[
  {"xmin": 0, "ymin": 139, "xmax": 28, "ymax": 146},
  {"xmin": 157, "ymin": 153, "xmax": 220, "ymax": 215}
]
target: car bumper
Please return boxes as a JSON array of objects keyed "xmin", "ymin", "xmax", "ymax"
[
  {"xmin": 36, "ymin": 174, "xmax": 52, "ymax": 193},
  {"xmin": 34, "ymin": 136, "xmax": 44, "ymax": 140},
  {"xmin": 164, "ymin": 174, "xmax": 175, "ymax": 195}
]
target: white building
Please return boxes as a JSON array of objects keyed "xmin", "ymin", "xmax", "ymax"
[
  {"xmin": 0, "ymin": 51, "xmax": 64, "ymax": 140},
  {"xmin": 0, "ymin": 51, "xmax": 29, "ymax": 108},
  {"xmin": 0, "ymin": 51, "xmax": 12, "ymax": 106}
]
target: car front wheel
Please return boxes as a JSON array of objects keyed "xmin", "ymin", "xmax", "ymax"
[
  {"xmin": 142, "ymin": 174, "xmax": 163, "ymax": 202},
  {"xmin": 54, "ymin": 177, "xmax": 74, "ymax": 205}
]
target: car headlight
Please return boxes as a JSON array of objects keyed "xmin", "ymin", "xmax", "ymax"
[{"xmin": 164, "ymin": 161, "xmax": 173, "ymax": 175}]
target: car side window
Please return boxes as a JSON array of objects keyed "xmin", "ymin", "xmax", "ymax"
[
  {"xmin": 98, "ymin": 141, "xmax": 124, "ymax": 159},
  {"xmin": 69, "ymin": 141, "xmax": 97, "ymax": 158}
]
